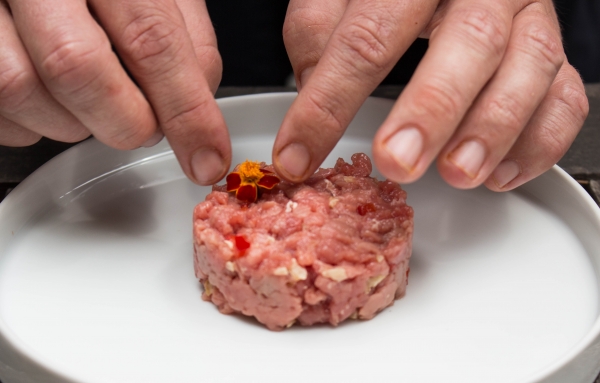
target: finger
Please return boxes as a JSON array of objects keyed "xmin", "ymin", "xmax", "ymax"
[
  {"xmin": 0, "ymin": 1, "xmax": 89, "ymax": 143},
  {"xmin": 372, "ymin": 0, "xmax": 516, "ymax": 184},
  {"xmin": 92, "ymin": 0, "xmax": 231, "ymax": 185},
  {"xmin": 176, "ymin": 0, "xmax": 222, "ymax": 93},
  {"xmin": 273, "ymin": 0, "xmax": 439, "ymax": 182},
  {"xmin": 483, "ymin": 62, "xmax": 588, "ymax": 191},
  {"xmin": 9, "ymin": 0, "xmax": 158, "ymax": 150},
  {"xmin": 283, "ymin": 0, "xmax": 348, "ymax": 91},
  {"xmin": 436, "ymin": 1, "xmax": 564, "ymax": 188},
  {"xmin": 0, "ymin": 115, "xmax": 40, "ymax": 147}
]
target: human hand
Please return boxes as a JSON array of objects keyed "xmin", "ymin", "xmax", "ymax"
[
  {"xmin": 275, "ymin": 0, "xmax": 588, "ymax": 191},
  {"xmin": 0, "ymin": 0, "xmax": 230, "ymax": 185}
]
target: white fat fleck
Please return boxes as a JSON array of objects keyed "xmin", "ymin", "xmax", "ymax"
[
  {"xmin": 267, "ymin": 236, "xmax": 276, "ymax": 244},
  {"xmin": 285, "ymin": 200, "xmax": 298, "ymax": 213},
  {"xmin": 350, "ymin": 311, "xmax": 358, "ymax": 320},
  {"xmin": 203, "ymin": 280, "xmax": 214, "ymax": 297},
  {"xmin": 289, "ymin": 259, "xmax": 307, "ymax": 281},
  {"xmin": 366, "ymin": 275, "xmax": 385, "ymax": 292},
  {"xmin": 343, "ymin": 176, "xmax": 355, "ymax": 183},
  {"xmin": 224, "ymin": 240, "xmax": 234, "ymax": 249},
  {"xmin": 329, "ymin": 197, "xmax": 339, "ymax": 208},
  {"xmin": 273, "ymin": 267, "xmax": 289, "ymax": 276},
  {"xmin": 286, "ymin": 320, "xmax": 296, "ymax": 328},
  {"xmin": 324, "ymin": 179, "xmax": 337, "ymax": 195},
  {"xmin": 321, "ymin": 267, "xmax": 348, "ymax": 282},
  {"xmin": 376, "ymin": 255, "xmax": 384, "ymax": 263},
  {"xmin": 225, "ymin": 261, "xmax": 235, "ymax": 273}
]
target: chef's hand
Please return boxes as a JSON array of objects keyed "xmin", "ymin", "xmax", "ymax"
[
  {"xmin": 0, "ymin": 0, "xmax": 230, "ymax": 185},
  {"xmin": 275, "ymin": 0, "xmax": 588, "ymax": 191}
]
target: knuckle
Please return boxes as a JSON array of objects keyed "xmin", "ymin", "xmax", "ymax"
[
  {"xmin": 0, "ymin": 62, "xmax": 38, "ymax": 112},
  {"xmin": 195, "ymin": 45, "xmax": 222, "ymax": 93},
  {"xmin": 482, "ymin": 95, "xmax": 525, "ymax": 135},
  {"xmin": 518, "ymin": 24, "xmax": 564, "ymax": 73},
  {"xmin": 528, "ymin": 82, "xmax": 587, "ymax": 164},
  {"xmin": 553, "ymin": 79, "xmax": 589, "ymax": 125},
  {"xmin": 536, "ymin": 120, "xmax": 571, "ymax": 163},
  {"xmin": 409, "ymin": 80, "xmax": 462, "ymax": 123},
  {"xmin": 120, "ymin": 9, "xmax": 185, "ymax": 71},
  {"xmin": 453, "ymin": 6, "xmax": 508, "ymax": 57},
  {"xmin": 336, "ymin": 13, "xmax": 395, "ymax": 74},
  {"xmin": 304, "ymin": 87, "xmax": 346, "ymax": 136},
  {"xmin": 40, "ymin": 39, "xmax": 105, "ymax": 91},
  {"xmin": 161, "ymin": 98, "xmax": 210, "ymax": 139},
  {"xmin": 106, "ymin": 126, "xmax": 151, "ymax": 150},
  {"xmin": 283, "ymin": 6, "xmax": 335, "ymax": 45}
]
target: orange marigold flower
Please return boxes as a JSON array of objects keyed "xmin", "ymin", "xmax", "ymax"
[{"xmin": 226, "ymin": 160, "xmax": 280, "ymax": 203}]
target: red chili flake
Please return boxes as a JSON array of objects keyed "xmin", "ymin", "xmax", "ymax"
[
  {"xmin": 357, "ymin": 203, "xmax": 377, "ymax": 216},
  {"xmin": 234, "ymin": 235, "xmax": 250, "ymax": 252},
  {"xmin": 227, "ymin": 234, "xmax": 251, "ymax": 257}
]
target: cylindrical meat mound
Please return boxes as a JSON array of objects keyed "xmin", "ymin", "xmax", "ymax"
[{"xmin": 193, "ymin": 153, "xmax": 413, "ymax": 331}]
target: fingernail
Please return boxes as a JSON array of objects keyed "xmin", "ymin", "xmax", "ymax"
[
  {"xmin": 191, "ymin": 147, "xmax": 225, "ymax": 185},
  {"xmin": 278, "ymin": 142, "xmax": 310, "ymax": 180},
  {"xmin": 448, "ymin": 140, "xmax": 486, "ymax": 179},
  {"xmin": 298, "ymin": 66, "xmax": 315, "ymax": 91},
  {"xmin": 142, "ymin": 130, "xmax": 164, "ymax": 148},
  {"xmin": 384, "ymin": 127, "xmax": 423, "ymax": 172},
  {"xmin": 492, "ymin": 160, "xmax": 521, "ymax": 188}
]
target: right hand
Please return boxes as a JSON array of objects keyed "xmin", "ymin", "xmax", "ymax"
[{"xmin": 0, "ymin": 0, "xmax": 231, "ymax": 185}]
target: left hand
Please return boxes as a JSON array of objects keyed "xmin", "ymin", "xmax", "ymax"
[{"xmin": 274, "ymin": 0, "xmax": 588, "ymax": 191}]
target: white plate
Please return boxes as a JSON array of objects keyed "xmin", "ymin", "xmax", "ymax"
[{"xmin": 1, "ymin": 93, "xmax": 600, "ymax": 383}]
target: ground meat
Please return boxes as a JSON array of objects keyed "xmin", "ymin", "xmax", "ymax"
[{"xmin": 193, "ymin": 153, "xmax": 413, "ymax": 331}]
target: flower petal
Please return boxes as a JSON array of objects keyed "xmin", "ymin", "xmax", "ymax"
[
  {"xmin": 257, "ymin": 175, "xmax": 280, "ymax": 189},
  {"xmin": 226, "ymin": 172, "xmax": 242, "ymax": 192},
  {"xmin": 236, "ymin": 183, "xmax": 258, "ymax": 203}
]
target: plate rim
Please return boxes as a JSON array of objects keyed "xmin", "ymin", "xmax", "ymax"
[{"xmin": 1, "ymin": 92, "xmax": 599, "ymax": 383}]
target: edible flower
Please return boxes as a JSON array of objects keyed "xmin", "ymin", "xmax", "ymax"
[{"xmin": 226, "ymin": 160, "xmax": 280, "ymax": 203}]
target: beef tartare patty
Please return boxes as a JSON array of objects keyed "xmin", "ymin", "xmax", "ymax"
[{"xmin": 193, "ymin": 153, "xmax": 413, "ymax": 331}]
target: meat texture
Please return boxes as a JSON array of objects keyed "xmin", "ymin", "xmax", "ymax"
[{"xmin": 193, "ymin": 153, "xmax": 413, "ymax": 331}]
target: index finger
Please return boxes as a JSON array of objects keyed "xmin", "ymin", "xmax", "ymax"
[
  {"xmin": 91, "ymin": 0, "xmax": 230, "ymax": 185},
  {"xmin": 273, "ymin": 0, "xmax": 438, "ymax": 182}
]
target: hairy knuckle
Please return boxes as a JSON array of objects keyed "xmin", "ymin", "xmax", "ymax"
[
  {"xmin": 337, "ymin": 14, "xmax": 394, "ymax": 74},
  {"xmin": 40, "ymin": 40, "xmax": 104, "ymax": 90},
  {"xmin": 121, "ymin": 10, "xmax": 185, "ymax": 69},
  {"xmin": 410, "ymin": 81, "xmax": 462, "ymax": 122},
  {"xmin": 454, "ymin": 7, "xmax": 508, "ymax": 57}
]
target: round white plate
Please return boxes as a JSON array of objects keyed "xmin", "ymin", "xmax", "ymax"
[{"xmin": 1, "ymin": 93, "xmax": 600, "ymax": 383}]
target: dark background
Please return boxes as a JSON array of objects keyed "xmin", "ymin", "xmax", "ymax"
[{"xmin": 206, "ymin": 0, "xmax": 600, "ymax": 86}]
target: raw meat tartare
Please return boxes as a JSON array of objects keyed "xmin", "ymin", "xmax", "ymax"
[{"xmin": 193, "ymin": 153, "xmax": 413, "ymax": 331}]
